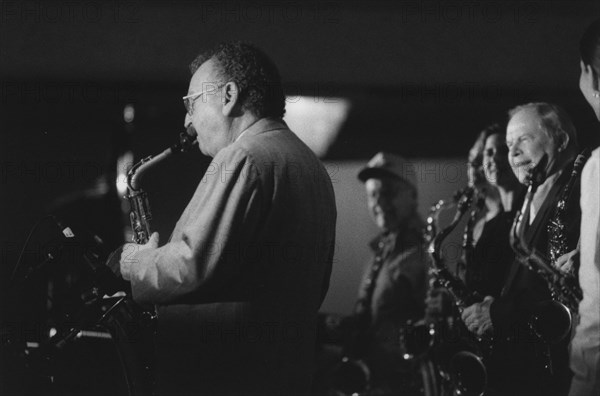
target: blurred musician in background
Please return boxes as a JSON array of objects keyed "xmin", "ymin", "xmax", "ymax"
[
  {"xmin": 316, "ymin": 152, "xmax": 428, "ymax": 395},
  {"xmin": 354, "ymin": 153, "xmax": 429, "ymax": 382},
  {"xmin": 569, "ymin": 18, "xmax": 600, "ymax": 396},
  {"xmin": 109, "ymin": 42, "xmax": 337, "ymax": 396},
  {"xmin": 462, "ymin": 103, "xmax": 581, "ymax": 396}
]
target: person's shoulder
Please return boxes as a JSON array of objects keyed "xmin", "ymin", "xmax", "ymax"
[
  {"xmin": 583, "ymin": 147, "xmax": 600, "ymax": 176},
  {"xmin": 239, "ymin": 125, "xmax": 307, "ymax": 158},
  {"xmin": 213, "ymin": 143, "xmax": 255, "ymax": 170},
  {"xmin": 581, "ymin": 147, "xmax": 600, "ymax": 190},
  {"xmin": 587, "ymin": 147, "xmax": 600, "ymax": 167}
]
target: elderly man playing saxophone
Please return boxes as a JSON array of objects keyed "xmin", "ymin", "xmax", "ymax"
[
  {"xmin": 461, "ymin": 103, "xmax": 582, "ymax": 396},
  {"xmin": 110, "ymin": 42, "xmax": 337, "ymax": 396}
]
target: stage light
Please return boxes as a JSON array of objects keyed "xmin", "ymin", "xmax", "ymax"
[{"xmin": 283, "ymin": 96, "xmax": 351, "ymax": 158}]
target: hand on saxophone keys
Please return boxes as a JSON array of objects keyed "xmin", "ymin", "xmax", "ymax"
[
  {"xmin": 461, "ymin": 296, "xmax": 494, "ymax": 336},
  {"xmin": 118, "ymin": 232, "xmax": 160, "ymax": 280}
]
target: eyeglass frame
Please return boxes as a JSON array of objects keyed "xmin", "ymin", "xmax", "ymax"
[{"xmin": 182, "ymin": 83, "xmax": 225, "ymax": 116}]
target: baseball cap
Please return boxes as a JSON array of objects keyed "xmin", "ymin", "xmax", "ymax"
[{"xmin": 357, "ymin": 152, "xmax": 418, "ymax": 190}]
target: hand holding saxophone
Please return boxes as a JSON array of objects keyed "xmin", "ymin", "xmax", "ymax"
[
  {"xmin": 119, "ymin": 232, "xmax": 160, "ymax": 281},
  {"xmin": 553, "ymin": 248, "xmax": 579, "ymax": 274},
  {"xmin": 461, "ymin": 296, "xmax": 494, "ymax": 336}
]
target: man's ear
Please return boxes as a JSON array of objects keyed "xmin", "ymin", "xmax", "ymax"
[{"xmin": 222, "ymin": 81, "xmax": 239, "ymax": 117}]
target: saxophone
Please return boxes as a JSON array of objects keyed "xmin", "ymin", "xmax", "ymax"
[
  {"xmin": 427, "ymin": 187, "xmax": 488, "ymax": 396},
  {"xmin": 37, "ymin": 133, "xmax": 197, "ymax": 396},
  {"xmin": 461, "ymin": 195, "xmax": 485, "ymax": 284},
  {"xmin": 425, "ymin": 187, "xmax": 474, "ymax": 244},
  {"xmin": 429, "ymin": 188, "xmax": 483, "ymax": 317},
  {"xmin": 509, "ymin": 152, "xmax": 585, "ymax": 373},
  {"xmin": 546, "ymin": 150, "xmax": 589, "ymax": 304},
  {"xmin": 511, "ymin": 152, "xmax": 588, "ymax": 309},
  {"xmin": 330, "ymin": 236, "xmax": 392, "ymax": 396},
  {"xmin": 98, "ymin": 132, "xmax": 197, "ymax": 396},
  {"xmin": 127, "ymin": 132, "xmax": 197, "ymax": 243}
]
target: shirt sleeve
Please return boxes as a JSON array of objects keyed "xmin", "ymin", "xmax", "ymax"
[
  {"xmin": 122, "ymin": 147, "xmax": 265, "ymax": 304},
  {"xmin": 581, "ymin": 151, "xmax": 600, "ymax": 273}
]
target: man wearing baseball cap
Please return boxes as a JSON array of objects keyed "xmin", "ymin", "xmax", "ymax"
[{"xmin": 317, "ymin": 152, "xmax": 429, "ymax": 395}]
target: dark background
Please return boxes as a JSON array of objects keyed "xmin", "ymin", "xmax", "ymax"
[
  {"xmin": 2, "ymin": 0, "xmax": 600, "ymax": 303},
  {"xmin": 1, "ymin": 1, "xmax": 599, "ymax": 391}
]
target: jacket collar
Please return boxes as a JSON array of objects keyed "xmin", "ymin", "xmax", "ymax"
[{"xmin": 236, "ymin": 117, "xmax": 288, "ymax": 141}]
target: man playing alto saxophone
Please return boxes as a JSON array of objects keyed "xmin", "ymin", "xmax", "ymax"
[
  {"xmin": 109, "ymin": 42, "xmax": 337, "ymax": 396},
  {"xmin": 461, "ymin": 103, "xmax": 582, "ymax": 396}
]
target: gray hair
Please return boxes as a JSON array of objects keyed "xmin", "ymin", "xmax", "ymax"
[{"xmin": 508, "ymin": 102, "xmax": 579, "ymax": 156}]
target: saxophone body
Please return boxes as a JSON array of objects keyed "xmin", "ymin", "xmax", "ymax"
[
  {"xmin": 126, "ymin": 132, "xmax": 197, "ymax": 244},
  {"xmin": 507, "ymin": 154, "xmax": 587, "ymax": 375},
  {"xmin": 429, "ymin": 188, "xmax": 480, "ymax": 310},
  {"xmin": 426, "ymin": 187, "xmax": 489, "ymax": 396},
  {"xmin": 462, "ymin": 195, "xmax": 485, "ymax": 285},
  {"xmin": 510, "ymin": 151, "xmax": 588, "ymax": 329},
  {"xmin": 546, "ymin": 150, "xmax": 588, "ymax": 309},
  {"xmin": 100, "ymin": 132, "xmax": 197, "ymax": 396},
  {"xmin": 330, "ymin": 236, "xmax": 391, "ymax": 396}
]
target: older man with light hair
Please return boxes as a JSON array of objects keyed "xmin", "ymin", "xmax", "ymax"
[{"xmin": 461, "ymin": 102, "xmax": 582, "ymax": 396}]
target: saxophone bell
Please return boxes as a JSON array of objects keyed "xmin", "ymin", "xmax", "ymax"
[
  {"xmin": 449, "ymin": 351, "xmax": 487, "ymax": 396},
  {"xmin": 425, "ymin": 186, "xmax": 490, "ymax": 396},
  {"xmin": 330, "ymin": 357, "xmax": 371, "ymax": 396},
  {"xmin": 510, "ymin": 150, "xmax": 589, "ymax": 346}
]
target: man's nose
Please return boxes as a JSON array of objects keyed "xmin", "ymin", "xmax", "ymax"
[{"xmin": 184, "ymin": 113, "xmax": 192, "ymax": 128}]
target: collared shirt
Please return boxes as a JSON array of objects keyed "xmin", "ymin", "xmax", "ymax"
[{"xmin": 530, "ymin": 170, "xmax": 562, "ymax": 224}]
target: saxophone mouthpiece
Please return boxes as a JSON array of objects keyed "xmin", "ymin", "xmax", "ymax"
[
  {"xmin": 172, "ymin": 132, "xmax": 197, "ymax": 153},
  {"xmin": 572, "ymin": 149, "xmax": 591, "ymax": 175},
  {"xmin": 527, "ymin": 154, "xmax": 548, "ymax": 186}
]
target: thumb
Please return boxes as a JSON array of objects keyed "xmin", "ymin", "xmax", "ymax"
[
  {"xmin": 149, "ymin": 232, "xmax": 160, "ymax": 247},
  {"xmin": 483, "ymin": 295, "xmax": 494, "ymax": 305}
]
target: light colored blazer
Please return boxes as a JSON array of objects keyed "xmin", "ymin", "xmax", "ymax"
[
  {"xmin": 124, "ymin": 118, "xmax": 337, "ymax": 395},
  {"xmin": 570, "ymin": 147, "xmax": 600, "ymax": 396}
]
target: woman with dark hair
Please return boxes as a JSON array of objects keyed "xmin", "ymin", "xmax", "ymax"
[
  {"xmin": 465, "ymin": 125, "xmax": 503, "ymax": 246},
  {"xmin": 570, "ymin": 18, "xmax": 600, "ymax": 396},
  {"xmin": 466, "ymin": 130, "xmax": 523, "ymax": 300}
]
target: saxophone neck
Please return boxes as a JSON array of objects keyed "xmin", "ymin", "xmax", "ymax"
[
  {"xmin": 127, "ymin": 152, "xmax": 168, "ymax": 192},
  {"xmin": 126, "ymin": 133, "xmax": 197, "ymax": 192},
  {"xmin": 510, "ymin": 159, "xmax": 545, "ymax": 257},
  {"xmin": 430, "ymin": 187, "xmax": 474, "ymax": 264}
]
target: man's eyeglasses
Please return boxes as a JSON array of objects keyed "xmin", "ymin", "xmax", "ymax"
[{"xmin": 182, "ymin": 84, "xmax": 224, "ymax": 116}]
